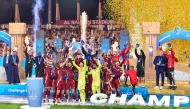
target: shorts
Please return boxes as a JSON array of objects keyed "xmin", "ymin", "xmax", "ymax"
[
  {"xmin": 52, "ymin": 80, "xmax": 57, "ymax": 91},
  {"xmin": 78, "ymin": 81, "xmax": 86, "ymax": 90},
  {"xmin": 87, "ymin": 82, "xmax": 92, "ymax": 91},
  {"xmin": 111, "ymin": 78, "xmax": 120, "ymax": 89},
  {"xmin": 66, "ymin": 79, "xmax": 75, "ymax": 90},
  {"xmin": 167, "ymin": 68, "xmax": 174, "ymax": 78},
  {"xmin": 57, "ymin": 80, "xmax": 65, "ymax": 90},
  {"xmin": 92, "ymin": 82, "xmax": 100, "ymax": 91},
  {"xmin": 137, "ymin": 68, "xmax": 145, "ymax": 77},
  {"xmin": 104, "ymin": 83, "xmax": 112, "ymax": 90},
  {"xmin": 44, "ymin": 79, "xmax": 52, "ymax": 87}
]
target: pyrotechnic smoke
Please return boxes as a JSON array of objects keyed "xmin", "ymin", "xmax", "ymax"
[{"xmin": 32, "ymin": 0, "xmax": 44, "ymax": 56}]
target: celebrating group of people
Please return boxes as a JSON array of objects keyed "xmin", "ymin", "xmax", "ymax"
[
  {"xmin": 38, "ymin": 40, "xmax": 146, "ymax": 104},
  {"xmin": 1, "ymin": 34, "xmax": 179, "ymax": 105},
  {"xmin": 2, "ymin": 33, "xmax": 178, "ymax": 105},
  {"xmin": 39, "ymin": 39, "xmax": 178, "ymax": 104}
]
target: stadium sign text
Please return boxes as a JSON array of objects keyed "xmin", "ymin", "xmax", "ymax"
[
  {"xmin": 56, "ymin": 20, "xmax": 115, "ymax": 25},
  {"xmin": 90, "ymin": 93, "xmax": 189, "ymax": 107}
]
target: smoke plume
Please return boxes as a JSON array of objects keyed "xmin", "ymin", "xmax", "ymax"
[{"xmin": 32, "ymin": 0, "xmax": 44, "ymax": 56}]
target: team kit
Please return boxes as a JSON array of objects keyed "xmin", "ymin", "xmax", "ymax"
[{"xmin": 42, "ymin": 43, "xmax": 177, "ymax": 105}]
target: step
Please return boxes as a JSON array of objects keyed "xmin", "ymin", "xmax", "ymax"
[
  {"xmin": 145, "ymin": 81, "xmax": 189, "ymax": 84},
  {"xmin": 120, "ymin": 81, "xmax": 190, "ymax": 86},
  {"xmin": 145, "ymin": 86, "xmax": 189, "ymax": 90},
  {"xmin": 143, "ymin": 84, "xmax": 190, "ymax": 88},
  {"xmin": 148, "ymin": 89, "xmax": 190, "ymax": 95}
]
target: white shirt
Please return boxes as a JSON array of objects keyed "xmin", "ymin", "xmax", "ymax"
[{"xmin": 6, "ymin": 55, "xmax": 9, "ymax": 63}]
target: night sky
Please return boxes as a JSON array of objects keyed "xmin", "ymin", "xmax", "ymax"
[{"xmin": 0, "ymin": 0, "xmax": 102, "ymax": 24}]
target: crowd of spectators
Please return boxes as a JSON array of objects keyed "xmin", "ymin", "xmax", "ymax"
[
  {"xmin": 44, "ymin": 25, "xmax": 121, "ymax": 52},
  {"xmin": 0, "ymin": 41, "xmax": 6, "ymax": 56},
  {"xmin": 0, "ymin": 25, "xmax": 122, "ymax": 59}
]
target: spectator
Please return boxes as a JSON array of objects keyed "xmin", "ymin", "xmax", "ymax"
[
  {"xmin": 9, "ymin": 50, "xmax": 20, "ymax": 84},
  {"xmin": 35, "ymin": 52, "xmax": 44, "ymax": 77},
  {"xmin": 3, "ymin": 50, "xmax": 11, "ymax": 82},
  {"xmin": 24, "ymin": 48, "xmax": 35, "ymax": 78}
]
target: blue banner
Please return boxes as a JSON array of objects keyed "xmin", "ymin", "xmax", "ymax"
[
  {"xmin": 157, "ymin": 26, "xmax": 190, "ymax": 49},
  {"xmin": 36, "ymin": 38, "xmax": 44, "ymax": 55},
  {"xmin": 27, "ymin": 78, "xmax": 43, "ymax": 107},
  {"xmin": 120, "ymin": 35, "xmax": 129, "ymax": 52},
  {"xmin": 0, "ymin": 84, "xmax": 27, "ymax": 96},
  {"xmin": 0, "ymin": 84, "xmax": 78, "ymax": 99},
  {"xmin": 0, "ymin": 84, "xmax": 148, "ymax": 99},
  {"xmin": 101, "ymin": 39, "xmax": 110, "ymax": 53},
  {"xmin": 0, "ymin": 31, "xmax": 11, "ymax": 47},
  {"xmin": 120, "ymin": 87, "xmax": 148, "ymax": 98}
]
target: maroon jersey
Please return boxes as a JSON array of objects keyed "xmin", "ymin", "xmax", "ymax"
[
  {"xmin": 104, "ymin": 70, "xmax": 112, "ymax": 82},
  {"xmin": 88, "ymin": 75, "xmax": 92, "ymax": 83},
  {"xmin": 56, "ymin": 66, "xmax": 65, "ymax": 81},
  {"xmin": 65, "ymin": 66, "xmax": 75, "ymax": 80},
  {"xmin": 74, "ymin": 72, "xmax": 78, "ymax": 89},
  {"xmin": 52, "ymin": 75, "xmax": 57, "ymax": 90},
  {"xmin": 104, "ymin": 57, "xmax": 112, "ymax": 65},
  {"xmin": 104, "ymin": 57, "xmax": 109, "ymax": 63},
  {"xmin": 51, "ymin": 69, "xmax": 57, "ymax": 79},
  {"xmin": 112, "ymin": 66, "xmax": 122, "ymax": 79},
  {"xmin": 51, "ymin": 69, "xmax": 57, "ymax": 88},
  {"xmin": 101, "ymin": 66, "xmax": 106, "ymax": 79},
  {"xmin": 44, "ymin": 66, "xmax": 52, "ymax": 80}
]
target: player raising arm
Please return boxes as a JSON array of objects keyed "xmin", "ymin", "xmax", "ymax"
[
  {"xmin": 55, "ymin": 59, "xmax": 67, "ymax": 103},
  {"xmin": 72, "ymin": 58, "xmax": 87, "ymax": 105},
  {"xmin": 89, "ymin": 58, "xmax": 102, "ymax": 95},
  {"xmin": 102, "ymin": 65, "xmax": 113, "ymax": 98}
]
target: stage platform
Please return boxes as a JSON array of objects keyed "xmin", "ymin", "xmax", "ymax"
[
  {"xmin": 0, "ymin": 80, "xmax": 190, "ymax": 107},
  {"xmin": 0, "ymin": 80, "xmax": 190, "ymax": 95},
  {"xmin": 0, "ymin": 94, "xmax": 190, "ymax": 107}
]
